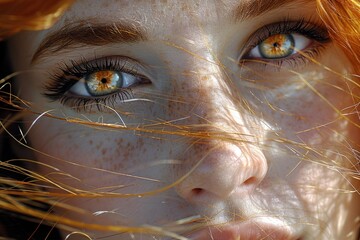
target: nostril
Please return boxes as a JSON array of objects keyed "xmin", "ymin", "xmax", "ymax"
[
  {"xmin": 191, "ymin": 188, "xmax": 204, "ymax": 196},
  {"xmin": 243, "ymin": 177, "xmax": 257, "ymax": 185}
]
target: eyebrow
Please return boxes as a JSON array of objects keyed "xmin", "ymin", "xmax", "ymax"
[
  {"xmin": 233, "ymin": 0, "xmax": 313, "ymax": 21},
  {"xmin": 32, "ymin": 0, "xmax": 312, "ymax": 63},
  {"xmin": 31, "ymin": 21, "xmax": 147, "ymax": 63}
]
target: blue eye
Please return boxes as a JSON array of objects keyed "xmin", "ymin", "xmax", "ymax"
[
  {"xmin": 44, "ymin": 57, "xmax": 151, "ymax": 112},
  {"xmin": 70, "ymin": 70, "xmax": 141, "ymax": 97}
]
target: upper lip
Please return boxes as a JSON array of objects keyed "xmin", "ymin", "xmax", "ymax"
[{"xmin": 186, "ymin": 218, "xmax": 300, "ymax": 240}]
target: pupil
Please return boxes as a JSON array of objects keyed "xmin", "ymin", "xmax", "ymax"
[
  {"xmin": 273, "ymin": 42, "xmax": 280, "ymax": 48},
  {"xmin": 101, "ymin": 78, "xmax": 108, "ymax": 84}
]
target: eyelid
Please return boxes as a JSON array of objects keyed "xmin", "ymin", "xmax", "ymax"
[
  {"xmin": 63, "ymin": 56, "xmax": 150, "ymax": 79},
  {"xmin": 44, "ymin": 56, "xmax": 150, "ymax": 98},
  {"xmin": 43, "ymin": 56, "xmax": 152, "ymax": 112},
  {"xmin": 239, "ymin": 19, "xmax": 330, "ymax": 59}
]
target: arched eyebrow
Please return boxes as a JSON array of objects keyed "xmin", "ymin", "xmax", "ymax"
[
  {"xmin": 31, "ymin": 0, "xmax": 312, "ymax": 64},
  {"xmin": 31, "ymin": 21, "xmax": 147, "ymax": 64},
  {"xmin": 233, "ymin": 0, "xmax": 314, "ymax": 21}
]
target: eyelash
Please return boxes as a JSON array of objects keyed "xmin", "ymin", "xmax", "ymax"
[
  {"xmin": 44, "ymin": 57, "xmax": 147, "ymax": 112},
  {"xmin": 240, "ymin": 19, "xmax": 331, "ymax": 69},
  {"xmin": 44, "ymin": 19, "xmax": 331, "ymax": 112}
]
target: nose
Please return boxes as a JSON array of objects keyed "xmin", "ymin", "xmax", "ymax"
[
  {"xmin": 175, "ymin": 138, "xmax": 268, "ymax": 203},
  {"xmin": 172, "ymin": 60, "xmax": 268, "ymax": 204}
]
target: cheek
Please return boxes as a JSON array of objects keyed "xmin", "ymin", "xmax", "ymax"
[
  {"xmin": 24, "ymin": 117, "xmax": 166, "ymax": 191},
  {"xmin": 22, "ymin": 116, "xmax": 189, "ymax": 228},
  {"xmin": 263, "ymin": 67, "xmax": 360, "ymax": 149},
  {"xmin": 293, "ymin": 163, "xmax": 360, "ymax": 235}
]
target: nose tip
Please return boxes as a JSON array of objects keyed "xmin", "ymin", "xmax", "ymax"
[{"xmin": 175, "ymin": 141, "xmax": 268, "ymax": 204}]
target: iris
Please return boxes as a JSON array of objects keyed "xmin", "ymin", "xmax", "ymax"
[
  {"xmin": 259, "ymin": 34, "xmax": 295, "ymax": 59},
  {"xmin": 85, "ymin": 70, "xmax": 122, "ymax": 96}
]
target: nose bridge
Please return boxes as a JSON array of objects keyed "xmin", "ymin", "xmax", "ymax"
[
  {"xmin": 170, "ymin": 46, "xmax": 262, "ymax": 154},
  {"xmin": 171, "ymin": 51, "xmax": 268, "ymax": 203},
  {"xmin": 173, "ymin": 50, "xmax": 246, "ymax": 132}
]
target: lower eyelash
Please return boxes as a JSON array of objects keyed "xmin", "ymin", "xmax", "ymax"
[{"xmin": 58, "ymin": 89, "xmax": 134, "ymax": 112}]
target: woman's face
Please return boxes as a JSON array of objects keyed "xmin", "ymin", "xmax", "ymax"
[{"xmin": 8, "ymin": 0, "xmax": 360, "ymax": 239}]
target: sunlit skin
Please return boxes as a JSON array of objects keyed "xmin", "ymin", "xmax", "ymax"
[{"xmin": 7, "ymin": 0, "xmax": 360, "ymax": 239}]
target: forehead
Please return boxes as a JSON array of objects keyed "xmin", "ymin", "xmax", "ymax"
[
  {"xmin": 63, "ymin": 0, "xmax": 233, "ymax": 22},
  {"xmin": 56, "ymin": 0, "xmax": 313, "ymax": 35},
  {"xmin": 14, "ymin": 0, "xmax": 316, "ymax": 66}
]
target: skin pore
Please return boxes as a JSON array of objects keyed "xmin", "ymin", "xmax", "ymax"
[{"xmin": 6, "ymin": 0, "xmax": 360, "ymax": 239}]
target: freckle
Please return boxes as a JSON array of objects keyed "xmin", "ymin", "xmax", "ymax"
[
  {"xmin": 101, "ymin": 1, "xmax": 109, "ymax": 7},
  {"xmin": 116, "ymin": 138, "xmax": 123, "ymax": 146},
  {"xmin": 114, "ymin": 162, "xmax": 124, "ymax": 170},
  {"xmin": 123, "ymin": 150, "xmax": 130, "ymax": 161},
  {"xmin": 137, "ymin": 138, "xmax": 144, "ymax": 148},
  {"xmin": 116, "ymin": 148, "xmax": 121, "ymax": 156},
  {"xmin": 201, "ymin": 76, "xmax": 209, "ymax": 81},
  {"xmin": 101, "ymin": 148, "xmax": 107, "ymax": 155},
  {"xmin": 181, "ymin": 83, "xmax": 185, "ymax": 90},
  {"xmin": 198, "ymin": 87, "xmax": 208, "ymax": 98},
  {"xmin": 89, "ymin": 140, "xmax": 93, "ymax": 145}
]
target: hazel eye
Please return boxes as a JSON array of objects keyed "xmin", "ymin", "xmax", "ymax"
[
  {"xmin": 69, "ymin": 70, "xmax": 141, "ymax": 97},
  {"xmin": 248, "ymin": 33, "xmax": 311, "ymax": 59}
]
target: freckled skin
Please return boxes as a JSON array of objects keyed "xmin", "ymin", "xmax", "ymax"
[{"xmin": 8, "ymin": 0, "xmax": 360, "ymax": 239}]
